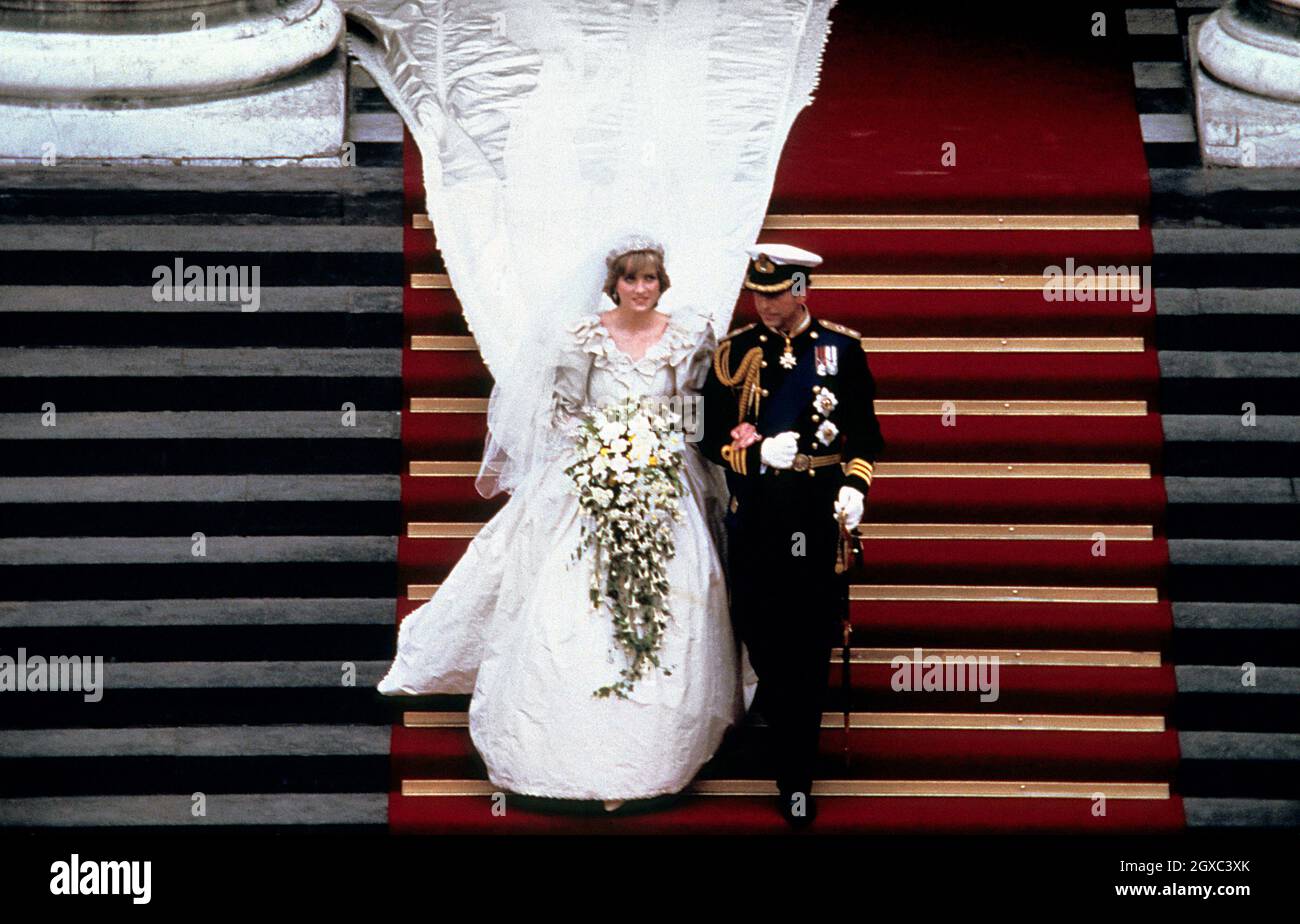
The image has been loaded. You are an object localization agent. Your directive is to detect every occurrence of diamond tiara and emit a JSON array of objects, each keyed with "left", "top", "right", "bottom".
[{"left": 605, "top": 233, "right": 666, "bottom": 267}]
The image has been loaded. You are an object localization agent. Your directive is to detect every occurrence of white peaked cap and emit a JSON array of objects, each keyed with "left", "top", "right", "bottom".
[{"left": 745, "top": 243, "right": 823, "bottom": 267}]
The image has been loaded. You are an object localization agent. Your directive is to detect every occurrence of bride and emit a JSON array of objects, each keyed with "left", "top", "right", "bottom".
[
  {"left": 378, "top": 236, "right": 746, "bottom": 804},
  {"left": 348, "top": 0, "right": 836, "bottom": 807}
]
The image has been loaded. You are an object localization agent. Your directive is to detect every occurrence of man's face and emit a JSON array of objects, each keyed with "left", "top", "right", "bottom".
[{"left": 752, "top": 285, "right": 806, "bottom": 333}]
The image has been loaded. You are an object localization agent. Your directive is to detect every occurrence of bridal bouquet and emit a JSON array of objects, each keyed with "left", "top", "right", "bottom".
[{"left": 565, "top": 397, "right": 688, "bottom": 699}]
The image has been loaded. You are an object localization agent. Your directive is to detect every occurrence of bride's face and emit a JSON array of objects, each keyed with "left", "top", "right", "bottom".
[{"left": 615, "top": 264, "right": 661, "bottom": 312}]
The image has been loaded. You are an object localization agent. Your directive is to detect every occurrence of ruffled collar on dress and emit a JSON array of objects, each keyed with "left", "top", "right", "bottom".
[{"left": 568, "top": 309, "right": 705, "bottom": 375}]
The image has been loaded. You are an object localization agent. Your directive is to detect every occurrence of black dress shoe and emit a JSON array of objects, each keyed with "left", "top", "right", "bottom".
[{"left": 777, "top": 789, "right": 817, "bottom": 829}]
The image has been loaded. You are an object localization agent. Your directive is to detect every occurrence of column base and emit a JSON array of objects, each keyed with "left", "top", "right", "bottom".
[
  {"left": 1192, "top": 15, "right": 1300, "bottom": 167},
  {"left": 0, "top": 47, "right": 347, "bottom": 166}
]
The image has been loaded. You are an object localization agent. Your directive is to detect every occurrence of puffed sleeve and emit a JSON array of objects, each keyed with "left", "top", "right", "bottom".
[
  {"left": 549, "top": 316, "right": 597, "bottom": 434},
  {"left": 677, "top": 323, "right": 718, "bottom": 395},
  {"left": 666, "top": 311, "right": 720, "bottom": 452}
]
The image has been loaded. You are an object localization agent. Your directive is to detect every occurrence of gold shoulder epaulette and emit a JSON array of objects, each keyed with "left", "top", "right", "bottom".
[
  {"left": 819, "top": 319, "right": 862, "bottom": 339},
  {"left": 721, "top": 322, "right": 757, "bottom": 340}
]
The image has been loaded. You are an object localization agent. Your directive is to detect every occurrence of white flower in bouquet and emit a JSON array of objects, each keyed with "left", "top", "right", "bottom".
[{"left": 563, "top": 395, "right": 688, "bottom": 699}]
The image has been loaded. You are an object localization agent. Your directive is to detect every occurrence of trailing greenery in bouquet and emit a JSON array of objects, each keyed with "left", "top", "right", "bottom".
[{"left": 564, "top": 396, "right": 689, "bottom": 699}]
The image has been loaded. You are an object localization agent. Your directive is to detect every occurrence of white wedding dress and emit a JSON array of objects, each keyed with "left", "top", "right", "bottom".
[
  {"left": 379, "top": 308, "right": 745, "bottom": 799},
  {"left": 348, "top": 0, "right": 836, "bottom": 800}
]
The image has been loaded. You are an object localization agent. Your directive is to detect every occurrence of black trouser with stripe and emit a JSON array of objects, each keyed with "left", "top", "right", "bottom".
[{"left": 726, "top": 467, "right": 848, "bottom": 797}]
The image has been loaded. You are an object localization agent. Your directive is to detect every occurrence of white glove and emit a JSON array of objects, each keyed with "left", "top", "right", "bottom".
[
  {"left": 759, "top": 431, "right": 799, "bottom": 470},
  {"left": 834, "top": 486, "right": 865, "bottom": 532}
]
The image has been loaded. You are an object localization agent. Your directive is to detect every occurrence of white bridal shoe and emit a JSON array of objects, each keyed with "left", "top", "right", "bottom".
[{"left": 603, "top": 800, "right": 625, "bottom": 813}]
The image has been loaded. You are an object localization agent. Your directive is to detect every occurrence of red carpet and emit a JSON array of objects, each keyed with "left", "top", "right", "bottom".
[{"left": 389, "top": 4, "right": 1183, "bottom": 834}]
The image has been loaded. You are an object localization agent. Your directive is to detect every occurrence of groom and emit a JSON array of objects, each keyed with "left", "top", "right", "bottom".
[{"left": 700, "top": 243, "right": 884, "bottom": 828}]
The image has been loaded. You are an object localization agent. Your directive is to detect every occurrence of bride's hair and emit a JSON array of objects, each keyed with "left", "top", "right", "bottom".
[{"left": 603, "top": 250, "right": 672, "bottom": 304}]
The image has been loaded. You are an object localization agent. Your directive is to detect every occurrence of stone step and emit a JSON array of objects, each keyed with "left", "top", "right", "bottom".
[
  {"left": 1165, "top": 477, "right": 1298, "bottom": 504},
  {"left": 1172, "top": 604, "right": 1300, "bottom": 666},
  {"left": 0, "top": 475, "right": 399, "bottom": 504},
  {"left": 0, "top": 536, "right": 397, "bottom": 565},
  {"left": 0, "top": 724, "right": 388, "bottom": 757},
  {"left": 0, "top": 410, "right": 400, "bottom": 440},
  {"left": 0, "top": 348, "right": 400, "bottom": 377},
  {"left": 1173, "top": 667, "right": 1300, "bottom": 732},
  {"left": 1155, "top": 316, "right": 1300, "bottom": 352},
  {"left": 1151, "top": 168, "right": 1300, "bottom": 224},
  {"left": 0, "top": 166, "right": 403, "bottom": 223},
  {"left": 0, "top": 597, "right": 395, "bottom": 627},
  {"left": 1161, "top": 414, "right": 1300, "bottom": 442},
  {"left": 0, "top": 225, "right": 401, "bottom": 251},
  {"left": 1, "top": 440, "right": 399, "bottom": 477},
  {"left": 1156, "top": 288, "right": 1300, "bottom": 315},
  {"left": 0, "top": 793, "right": 386, "bottom": 828},
  {"left": 0, "top": 286, "right": 402, "bottom": 313},
  {"left": 1183, "top": 798, "right": 1300, "bottom": 828}
]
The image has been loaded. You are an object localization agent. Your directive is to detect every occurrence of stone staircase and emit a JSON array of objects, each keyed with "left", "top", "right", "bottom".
[
  {"left": 1153, "top": 173, "right": 1300, "bottom": 828},
  {"left": 0, "top": 61, "right": 404, "bottom": 831},
  {"left": 1126, "top": 0, "right": 1300, "bottom": 828}
]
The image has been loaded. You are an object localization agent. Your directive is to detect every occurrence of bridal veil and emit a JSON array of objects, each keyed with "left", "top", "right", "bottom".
[{"left": 345, "top": 0, "right": 836, "bottom": 495}]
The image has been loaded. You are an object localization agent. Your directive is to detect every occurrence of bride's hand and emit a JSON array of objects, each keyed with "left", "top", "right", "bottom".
[{"left": 730, "top": 422, "right": 760, "bottom": 449}]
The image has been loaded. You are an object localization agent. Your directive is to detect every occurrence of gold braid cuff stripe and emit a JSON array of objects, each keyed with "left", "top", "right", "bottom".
[
  {"left": 721, "top": 444, "right": 748, "bottom": 475},
  {"left": 846, "top": 458, "right": 875, "bottom": 484}
]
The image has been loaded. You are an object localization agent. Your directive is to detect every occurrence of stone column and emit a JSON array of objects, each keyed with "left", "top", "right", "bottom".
[
  {"left": 0, "top": 0, "right": 347, "bottom": 164},
  {"left": 1193, "top": 0, "right": 1300, "bottom": 166}
]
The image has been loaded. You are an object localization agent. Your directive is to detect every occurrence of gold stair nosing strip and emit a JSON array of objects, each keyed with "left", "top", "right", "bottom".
[
  {"left": 410, "top": 334, "right": 473, "bottom": 349},
  {"left": 401, "top": 779, "right": 1169, "bottom": 799},
  {"left": 856, "top": 337, "right": 1145, "bottom": 352},
  {"left": 410, "top": 334, "right": 1145, "bottom": 353},
  {"left": 856, "top": 524, "right": 1152, "bottom": 540},
  {"left": 403, "top": 711, "right": 1165, "bottom": 732},
  {"left": 761, "top": 214, "right": 1141, "bottom": 231},
  {"left": 847, "top": 647, "right": 1161, "bottom": 667},
  {"left": 823, "top": 712, "right": 1165, "bottom": 731},
  {"left": 412, "top": 274, "right": 1144, "bottom": 293},
  {"left": 816, "top": 275, "right": 1145, "bottom": 292},
  {"left": 690, "top": 780, "right": 1169, "bottom": 798},
  {"left": 416, "top": 213, "right": 1142, "bottom": 232},
  {"left": 411, "top": 398, "right": 489, "bottom": 413},
  {"left": 405, "top": 583, "right": 1160, "bottom": 604},
  {"left": 875, "top": 400, "right": 1148, "bottom": 416},
  {"left": 847, "top": 585, "right": 1159, "bottom": 604},
  {"left": 407, "top": 522, "right": 1153, "bottom": 541},
  {"left": 408, "top": 460, "right": 1152, "bottom": 479},
  {"left": 409, "top": 397, "right": 1149, "bottom": 416}
]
